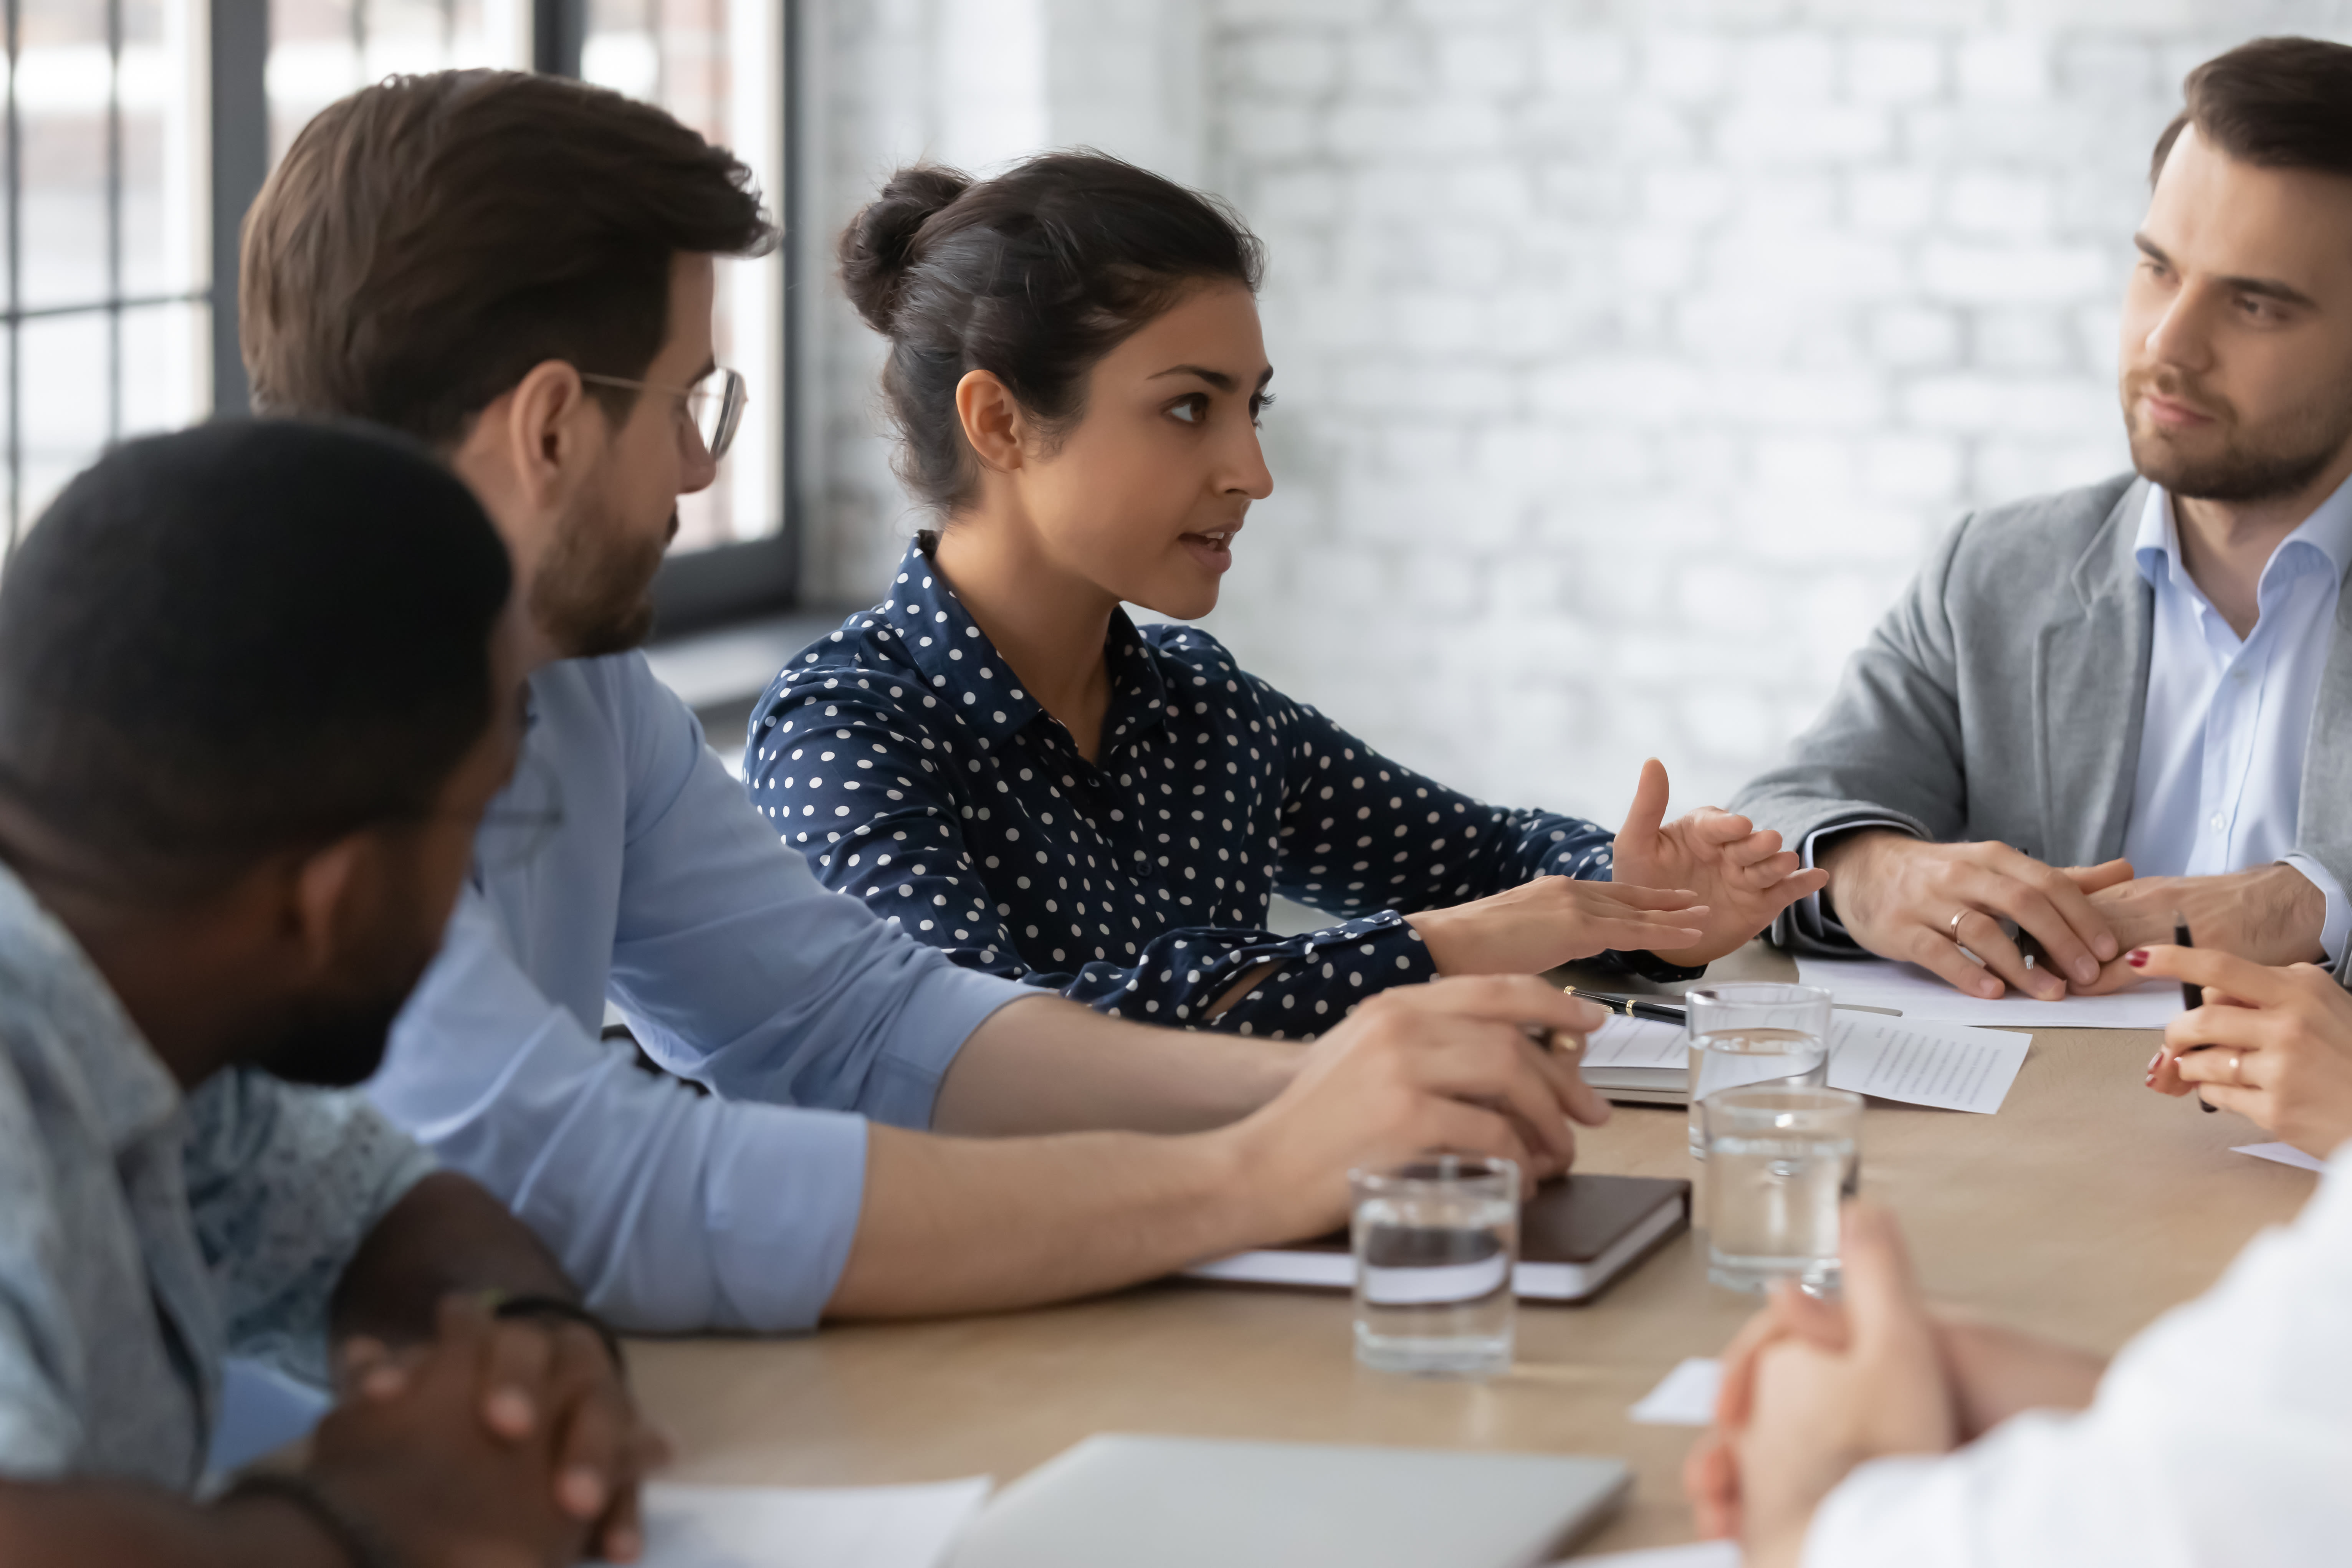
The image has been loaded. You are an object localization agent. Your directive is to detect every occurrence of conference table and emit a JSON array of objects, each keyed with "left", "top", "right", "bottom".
[{"left": 623, "top": 943, "right": 2323, "bottom": 1556}]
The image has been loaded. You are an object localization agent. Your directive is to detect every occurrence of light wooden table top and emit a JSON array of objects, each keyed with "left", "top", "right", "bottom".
[{"left": 625, "top": 948, "right": 2321, "bottom": 1554}]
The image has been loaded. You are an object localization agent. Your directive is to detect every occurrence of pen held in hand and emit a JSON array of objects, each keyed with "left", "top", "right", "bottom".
[{"left": 2175, "top": 912, "right": 2218, "bottom": 1113}]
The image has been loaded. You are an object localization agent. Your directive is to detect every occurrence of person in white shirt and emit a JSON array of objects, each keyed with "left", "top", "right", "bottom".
[
  {"left": 1733, "top": 36, "right": 2352, "bottom": 1002},
  {"left": 1684, "top": 1176, "right": 2352, "bottom": 1567}
]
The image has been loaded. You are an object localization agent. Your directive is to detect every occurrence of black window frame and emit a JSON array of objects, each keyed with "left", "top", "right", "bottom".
[{"left": 10, "top": 0, "right": 799, "bottom": 625}]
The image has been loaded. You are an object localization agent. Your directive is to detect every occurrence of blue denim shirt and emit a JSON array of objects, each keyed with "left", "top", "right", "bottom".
[
  {"left": 0, "top": 865, "right": 433, "bottom": 1490},
  {"left": 744, "top": 538, "right": 1652, "bottom": 1036}
]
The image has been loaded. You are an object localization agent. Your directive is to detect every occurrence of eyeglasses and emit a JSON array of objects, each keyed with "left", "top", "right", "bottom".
[{"left": 579, "top": 366, "right": 748, "bottom": 461}]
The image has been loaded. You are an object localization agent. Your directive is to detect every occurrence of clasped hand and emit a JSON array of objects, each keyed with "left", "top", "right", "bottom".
[
  {"left": 310, "top": 1293, "right": 667, "bottom": 1566},
  {"left": 1684, "top": 1204, "right": 2104, "bottom": 1568},
  {"left": 1820, "top": 832, "right": 2326, "bottom": 1001}
]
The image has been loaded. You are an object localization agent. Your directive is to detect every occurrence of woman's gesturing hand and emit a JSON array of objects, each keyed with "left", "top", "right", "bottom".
[
  {"left": 2138, "top": 944, "right": 2352, "bottom": 1159},
  {"left": 1403, "top": 875, "right": 1707, "bottom": 975},
  {"left": 1609, "top": 759, "right": 1829, "bottom": 965}
]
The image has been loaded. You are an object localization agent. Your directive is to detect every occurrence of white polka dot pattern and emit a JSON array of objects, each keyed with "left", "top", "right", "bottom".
[{"left": 741, "top": 539, "right": 1637, "bottom": 1037}]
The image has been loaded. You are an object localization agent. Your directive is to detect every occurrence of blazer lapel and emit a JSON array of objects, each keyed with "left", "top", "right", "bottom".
[{"left": 2036, "top": 479, "right": 2154, "bottom": 866}]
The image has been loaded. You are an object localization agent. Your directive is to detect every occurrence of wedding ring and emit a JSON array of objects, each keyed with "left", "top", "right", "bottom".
[
  {"left": 2230, "top": 1053, "right": 2244, "bottom": 1084},
  {"left": 1949, "top": 911, "right": 1967, "bottom": 936}
]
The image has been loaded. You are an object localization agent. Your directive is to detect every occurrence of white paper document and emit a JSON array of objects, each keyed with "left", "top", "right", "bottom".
[
  {"left": 1629, "top": 1357, "right": 1721, "bottom": 1426},
  {"left": 1581, "top": 1015, "right": 1686, "bottom": 1069},
  {"left": 2236, "top": 1142, "right": 2329, "bottom": 1174},
  {"left": 1581, "top": 1014, "right": 2028, "bottom": 1114},
  {"left": 619, "top": 1479, "right": 991, "bottom": 1568},
  {"left": 1797, "top": 955, "right": 2178, "bottom": 1029},
  {"left": 1555, "top": 1542, "right": 1741, "bottom": 1568},
  {"left": 1824, "top": 1015, "right": 2031, "bottom": 1114}
]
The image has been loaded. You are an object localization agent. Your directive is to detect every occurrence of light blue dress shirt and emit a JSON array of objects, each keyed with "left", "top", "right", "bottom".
[
  {"left": 2124, "top": 475, "right": 2352, "bottom": 960},
  {"left": 368, "top": 652, "right": 1027, "bottom": 1334}
]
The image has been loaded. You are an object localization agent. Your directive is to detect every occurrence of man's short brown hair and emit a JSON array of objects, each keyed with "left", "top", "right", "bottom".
[
  {"left": 2152, "top": 36, "right": 2352, "bottom": 185},
  {"left": 243, "top": 69, "right": 776, "bottom": 447}
]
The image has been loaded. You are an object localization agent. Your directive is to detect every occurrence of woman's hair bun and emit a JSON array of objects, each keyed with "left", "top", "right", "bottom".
[{"left": 837, "top": 164, "right": 971, "bottom": 334}]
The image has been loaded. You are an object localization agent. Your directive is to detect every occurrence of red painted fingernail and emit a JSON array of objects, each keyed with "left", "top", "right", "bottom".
[{"left": 2126, "top": 949, "right": 2148, "bottom": 968}]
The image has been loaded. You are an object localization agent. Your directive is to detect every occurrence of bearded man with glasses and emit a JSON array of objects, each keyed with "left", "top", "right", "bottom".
[{"left": 239, "top": 69, "right": 1614, "bottom": 1344}]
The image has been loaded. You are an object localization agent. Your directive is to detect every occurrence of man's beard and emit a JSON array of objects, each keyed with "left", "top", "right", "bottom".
[
  {"left": 529, "top": 501, "right": 675, "bottom": 658},
  {"left": 2124, "top": 370, "right": 2352, "bottom": 504},
  {"left": 250, "top": 987, "right": 414, "bottom": 1088}
]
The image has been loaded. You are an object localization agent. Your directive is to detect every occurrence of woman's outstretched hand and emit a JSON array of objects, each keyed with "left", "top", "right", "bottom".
[
  {"left": 1611, "top": 759, "right": 1829, "bottom": 964},
  {"left": 1403, "top": 875, "right": 1708, "bottom": 976}
]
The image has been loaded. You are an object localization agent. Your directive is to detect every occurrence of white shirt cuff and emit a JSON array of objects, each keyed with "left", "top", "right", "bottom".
[
  {"left": 1798, "top": 819, "right": 1920, "bottom": 942},
  {"left": 2279, "top": 853, "right": 2350, "bottom": 964}
]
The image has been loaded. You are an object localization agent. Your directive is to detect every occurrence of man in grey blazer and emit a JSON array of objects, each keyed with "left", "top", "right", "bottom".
[{"left": 1735, "top": 36, "right": 2352, "bottom": 1002}]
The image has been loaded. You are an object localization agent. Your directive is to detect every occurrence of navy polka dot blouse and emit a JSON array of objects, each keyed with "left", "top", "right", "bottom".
[{"left": 743, "top": 538, "right": 1682, "bottom": 1038}]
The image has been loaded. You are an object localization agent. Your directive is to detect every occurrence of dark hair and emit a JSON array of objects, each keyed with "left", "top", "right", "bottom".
[
  {"left": 243, "top": 69, "right": 776, "bottom": 447},
  {"left": 2152, "top": 36, "right": 2352, "bottom": 183},
  {"left": 839, "top": 151, "right": 1265, "bottom": 513},
  {"left": 0, "top": 421, "right": 512, "bottom": 898}
]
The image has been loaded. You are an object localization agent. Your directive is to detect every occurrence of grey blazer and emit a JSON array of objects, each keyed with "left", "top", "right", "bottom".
[{"left": 1732, "top": 473, "right": 2352, "bottom": 984}]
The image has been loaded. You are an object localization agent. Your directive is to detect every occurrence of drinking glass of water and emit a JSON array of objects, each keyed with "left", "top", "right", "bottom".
[
  {"left": 1349, "top": 1155, "right": 1518, "bottom": 1378},
  {"left": 1703, "top": 1085, "right": 1862, "bottom": 1294},
  {"left": 1685, "top": 982, "right": 1832, "bottom": 1159}
]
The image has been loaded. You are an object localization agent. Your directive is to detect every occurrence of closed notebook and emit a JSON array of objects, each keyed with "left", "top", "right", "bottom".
[
  {"left": 1184, "top": 1173, "right": 1690, "bottom": 1303},
  {"left": 944, "top": 1434, "right": 1629, "bottom": 1568}
]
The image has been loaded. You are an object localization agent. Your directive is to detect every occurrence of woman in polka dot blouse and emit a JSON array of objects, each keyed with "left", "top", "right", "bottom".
[{"left": 745, "top": 154, "right": 1826, "bottom": 1037}]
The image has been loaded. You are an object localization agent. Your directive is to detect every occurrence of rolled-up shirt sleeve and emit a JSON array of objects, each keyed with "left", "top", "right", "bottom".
[{"left": 372, "top": 893, "right": 873, "bottom": 1333}]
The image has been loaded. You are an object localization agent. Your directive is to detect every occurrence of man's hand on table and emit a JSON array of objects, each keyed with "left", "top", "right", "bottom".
[
  {"left": 2065, "top": 864, "right": 2328, "bottom": 992},
  {"left": 314, "top": 1293, "right": 666, "bottom": 1565},
  {"left": 1818, "top": 831, "right": 2129, "bottom": 1000},
  {"left": 1226, "top": 976, "right": 1613, "bottom": 1239},
  {"left": 2140, "top": 944, "right": 2352, "bottom": 1156}
]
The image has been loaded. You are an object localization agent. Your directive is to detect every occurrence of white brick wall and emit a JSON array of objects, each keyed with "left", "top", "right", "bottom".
[{"left": 796, "top": 0, "right": 2352, "bottom": 832}]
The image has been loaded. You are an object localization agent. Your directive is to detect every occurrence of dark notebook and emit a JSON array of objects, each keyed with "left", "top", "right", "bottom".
[{"left": 1183, "top": 1173, "right": 1691, "bottom": 1303}]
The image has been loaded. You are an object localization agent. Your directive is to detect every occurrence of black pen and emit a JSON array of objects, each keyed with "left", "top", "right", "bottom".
[
  {"left": 1561, "top": 988, "right": 1689, "bottom": 1025},
  {"left": 2175, "top": 913, "right": 2218, "bottom": 1113}
]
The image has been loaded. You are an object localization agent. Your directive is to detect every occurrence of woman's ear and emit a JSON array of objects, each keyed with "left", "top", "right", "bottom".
[{"left": 954, "top": 369, "right": 1030, "bottom": 475}]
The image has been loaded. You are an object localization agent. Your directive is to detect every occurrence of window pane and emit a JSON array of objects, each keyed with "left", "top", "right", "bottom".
[
  {"left": 119, "top": 0, "right": 205, "bottom": 299},
  {"left": 584, "top": 0, "right": 784, "bottom": 552},
  {"left": 268, "top": 0, "right": 524, "bottom": 165},
  {"left": 14, "top": 311, "right": 110, "bottom": 541},
  {"left": 117, "top": 299, "right": 206, "bottom": 436},
  {"left": 16, "top": 0, "right": 112, "bottom": 313}
]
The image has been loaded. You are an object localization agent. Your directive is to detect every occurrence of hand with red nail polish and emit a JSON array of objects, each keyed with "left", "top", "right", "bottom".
[{"left": 2132, "top": 945, "right": 2352, "bottom": 1158}]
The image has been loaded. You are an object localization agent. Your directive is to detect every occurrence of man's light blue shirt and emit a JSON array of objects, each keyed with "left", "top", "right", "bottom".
[
  {"left": 369, "top": 652, "right": 1027, "bottom": 1333},
  {"left": 2124, "top": 475, "right": 2352, "bottom": 961}
]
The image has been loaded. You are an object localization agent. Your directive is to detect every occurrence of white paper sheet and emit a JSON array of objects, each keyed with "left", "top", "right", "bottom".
[
  {"left": 1582, "top": 1014, "right": 2028, "bottom": 1114},
  {"left": 617, "top": 1479, "right": 992, "bottom": 1568},
  {"left": 1824, "top": 1016, "right": 2031, "bottom": 1114},
  {"left": 1555, "top": 1542, "right": 1741, "bottom": 1567},
  {"left": 2235, "top": 1142, "right": 2329, "bottom": 1173},
  {"left": 1581, "top": 1015, "right": 1686, "bottom": 1068},
  {"left": 1797, "top": 955, "right": 2178, "bottom": 1029},
  {"left": 1629, "top": 1357, "right": 1721, "bottom": 1426}
]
